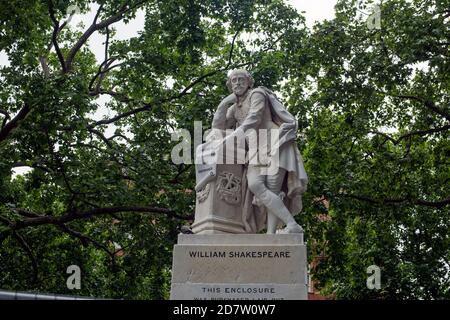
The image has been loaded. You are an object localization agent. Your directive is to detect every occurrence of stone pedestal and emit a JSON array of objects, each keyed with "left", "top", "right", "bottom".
[
  {"left": 170, "top": 234, "right": 308, "bottom": 300},
  {"left": 192, "top": 164, "right": 246, "bottom": 234}
]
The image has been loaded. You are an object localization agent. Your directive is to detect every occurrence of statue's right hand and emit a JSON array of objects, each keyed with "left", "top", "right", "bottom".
[{"left": 220, "top": 93, "right": 237, "bottom": 107}]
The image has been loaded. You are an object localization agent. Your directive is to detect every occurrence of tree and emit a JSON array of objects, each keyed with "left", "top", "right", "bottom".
[
  {"left": 284, "top": 0, "right": 449, "bottom": 299},
  {"left": 1, "top": 0, "right": 448, "bottom": 299},
  {"left": 0, "top": 0, "right": 307, "bottom": 298}
]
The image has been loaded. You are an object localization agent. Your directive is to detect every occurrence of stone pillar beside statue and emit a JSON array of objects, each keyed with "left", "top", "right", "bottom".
[
  {"left": 191, "top": 129, "right": 247, "bottom": 234},
  {"left": 191, "top": 163, "right": 246, "bottom": 234}
]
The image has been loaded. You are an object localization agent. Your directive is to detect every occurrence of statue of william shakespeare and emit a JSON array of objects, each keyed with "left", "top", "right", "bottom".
[
  {"left": 194, "top": 69, "right": 308, "bottom": 235},
  {"left": 171, "top": 69, "right": 309, "bottom": 300}
]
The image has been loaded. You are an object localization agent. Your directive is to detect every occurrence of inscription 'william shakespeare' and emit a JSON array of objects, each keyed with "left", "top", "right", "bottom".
[{"left": 188, "top": 250, "right": 291, "bottom": 258}]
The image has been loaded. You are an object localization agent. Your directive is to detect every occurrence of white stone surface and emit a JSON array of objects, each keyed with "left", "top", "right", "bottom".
[
  {"left": 192, "top": 164, "right": 246, "bottom": 234},
  {"left": 170, "top": 234, "right": 308, "bottom": 300},
  {"left": 177, "top": 233, "right": 304, "bottom": 245},
  {"left": 171, "top": 283, "right": 307, "bottom": 300},
  {"left": 171, "top": 245, "right": 306, "bottom": 283},
  {"left": 193, "top": 69, "right": 308, "bottom": 235}
]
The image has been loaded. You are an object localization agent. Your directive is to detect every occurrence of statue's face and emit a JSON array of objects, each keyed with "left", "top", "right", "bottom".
[{"left": 230, "top": 73, "right": 249, "bottom": 96}]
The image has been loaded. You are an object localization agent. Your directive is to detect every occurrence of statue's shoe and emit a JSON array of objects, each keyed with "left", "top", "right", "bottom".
[{"left": 277, "top": 223, "right": 304, "bottom": 234}]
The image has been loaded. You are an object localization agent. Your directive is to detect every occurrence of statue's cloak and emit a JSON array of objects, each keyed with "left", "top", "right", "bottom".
[{"left": 241, "top": 87, "right": 308, "bottom": 233}]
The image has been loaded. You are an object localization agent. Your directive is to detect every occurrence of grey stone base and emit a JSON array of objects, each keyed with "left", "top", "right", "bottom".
[{"left": 170, "top": 234, "right": 308, "bottom": 300}]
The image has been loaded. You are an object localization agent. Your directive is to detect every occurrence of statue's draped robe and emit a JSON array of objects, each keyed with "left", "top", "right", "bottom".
[{"left": 212, "top": 86, "right": 308, "bottom": 233}]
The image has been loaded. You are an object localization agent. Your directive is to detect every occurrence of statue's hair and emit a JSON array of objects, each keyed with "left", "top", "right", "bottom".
[{"left": 226, "top": 69, "right": 254, "bottom": 92}]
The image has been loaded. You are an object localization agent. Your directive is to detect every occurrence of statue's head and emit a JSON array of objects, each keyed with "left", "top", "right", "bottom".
[{"left": 226, "top": 69, "right": 254, "bottom": 97}]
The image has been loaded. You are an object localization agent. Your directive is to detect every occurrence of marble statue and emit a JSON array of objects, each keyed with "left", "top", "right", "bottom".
[
  {"left": 193, "top": 69, "right": 308, "bottom": 234},
  {"left": 171, "top": 70, "right": 309, "bottom": 300}
]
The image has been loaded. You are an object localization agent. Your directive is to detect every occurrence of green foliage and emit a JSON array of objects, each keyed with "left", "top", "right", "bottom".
[
  {"left": 285, "top": 0, "right": 449, "bottom": 299},
  {"left": 0, "top": 0, "right": 448, "bottom": 299}
]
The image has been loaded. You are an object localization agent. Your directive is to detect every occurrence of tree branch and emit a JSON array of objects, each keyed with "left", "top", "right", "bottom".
[
  {"left": 168, "top": 164, "right": 193, "bottom": 184},
  {"left": 0, "top": 215, "right": 13, "bottom": 227},
  {"left": 87, "top": 30, "right": 245, "bottom": 126},
  {"left": 88, "top": 57, "right": 116, "bottom": 92},
  {"left": 57, "top": 223, "right": 114, "bottom": 260},
  {"left": 91, "top": 101, "right": 152, "bottom": 127},
  {"left": 104, "top": 25, "right": 110, "bottom": 63},
  {"left": 93, "top": 3, "right": 104, "bottom": 25},
  {"left": 0, "top": 103, "right": 31, "bottom": 143},
  {"left": 40, "top": 2, "right": 71, "bottom": 77},
  {"left": 89, "top": 61, "right": 251, "bottom": 127},
  {"left": 378, "top": 91, "right": 450, "bottom": 121},
  {"left": 396, "top": 95, "right": 450, "bottom": 121},
  {"left": 48, "top": 0, "right": 67, "bottom": 73},
  {"left": 5, "top": 211, "right": 117, "bottom": 266},
  {"left": 398, "top": 124, "right": 450, "bottom": 140},
  {"left": 88, "top": 127, "right": 114, "bottom": 149},
  {"left": 0, "top": 108, "right": 10, "bottom": 130},
  {"left": 370, "top": 124, "right": 450, "bottom": 146},
  {"left": 225, "top": 23, "right": 244, "bottom": 69},
  {"left": 39, "top": 56, "right": 51, "bottom": 77},
  {"left": 88, "top": 61, "right": 125, "bottom": 94},
  {"left": 338, "top": 193, "right": 450, "bottom": 208},
  {"left": 10, "top": 206, "right": 192, "bottom": 231},
  {"left": 14, "top": 208, "right": 42, "bottom": 218},
  {"left": 12, "top": 159, "right": 53, "bottom": 174},
  {"left": 12, "top": 231, "right": 38, "bottom": 283},
  {"left": 65, "top": 2, "right": 144, "bottom": 71},
  {"left": 106, "top": 133, "right": 133, "bottom": 143}
]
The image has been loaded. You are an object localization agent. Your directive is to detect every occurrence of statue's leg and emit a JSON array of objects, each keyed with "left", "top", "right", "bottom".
[
  {"left": 247, "top": 166, "right": 302, "bottom": 234},
  {"left": 265, "top": 169, "right": 286, "bottom": 234},
  {"left": 266, "top": 214, "right": 279, "bottom": 234}
]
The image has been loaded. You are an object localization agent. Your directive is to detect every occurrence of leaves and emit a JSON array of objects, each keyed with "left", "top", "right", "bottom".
[
  {"left": 0, "top": 0, "right": 448, "bottom": 299},
  {"left": 288, "top": 0, "right": 450, "bottom": 299}
]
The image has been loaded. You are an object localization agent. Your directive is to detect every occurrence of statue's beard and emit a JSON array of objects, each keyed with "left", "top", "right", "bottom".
[{"left": 233, "top": 86, "right": 247, "bottom": 96}]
